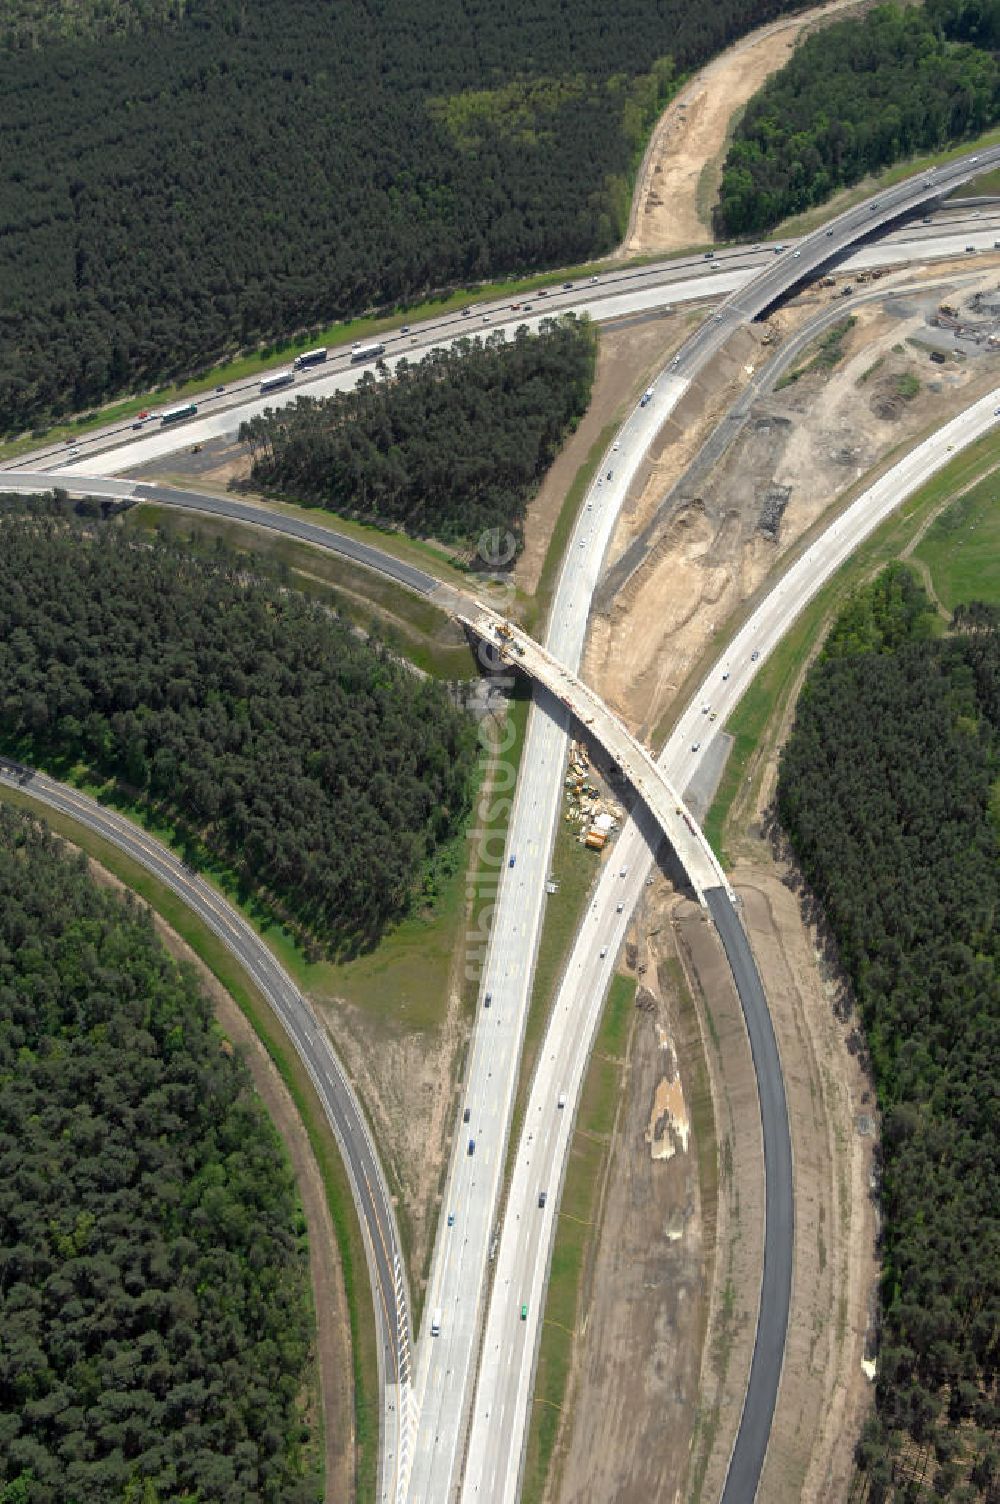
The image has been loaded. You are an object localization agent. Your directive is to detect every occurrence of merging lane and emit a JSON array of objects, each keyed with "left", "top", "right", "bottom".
[
  {"left": 463, "top": 378, "right": 1000, "bottom": 1501},
  {"left": 7, "top": 146, "right": 1000, "bottom": 1504}
]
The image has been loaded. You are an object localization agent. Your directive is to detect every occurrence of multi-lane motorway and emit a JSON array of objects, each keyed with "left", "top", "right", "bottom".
[
  {"left": 407, "top": 142, "right": 1000, "bottom": 1504},
  {"left": 6, "top": 143, "right": 1000, "bottom": 1504},
  {"left": 462, "top": 380, "right": 1000, "bottom": 1503}
]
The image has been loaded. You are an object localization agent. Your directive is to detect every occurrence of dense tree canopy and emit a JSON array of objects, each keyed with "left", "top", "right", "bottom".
[
  {"left": 777, "top": 568, "right": 1000, "bottom": 1499},
  {"left": 0, "top": 514, "right": 476, "bottom": 955},
  {"left": 714, "top": 0, "right": 1000, "bottom": 236},
  {"left": 0, "top": 0, "right": 812, "bottom": 436},
  {"left": 0, "top": 806, "right": 320, "bottom": 1502},
  {"left": 239, "top": 318, "right": 595, "bottom": 555}
]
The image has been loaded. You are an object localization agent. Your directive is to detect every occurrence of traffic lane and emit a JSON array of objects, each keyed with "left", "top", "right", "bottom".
[
  {"left": 707, "top": 890, "right": 792, "bottom": 1504},
  {"left": 463, "top": 808, "right": 666, "bottom": 1503},
  {"left": 132, "top": 483, "right": 439, "bottom": 595},
  {"left": 0, "top": 762, "right": 405, "bottom": 1379},
  {"left": 408, "top": 697, "right": 570, "bottom": 1500},
  {"left": 12, "top": 152, "right": 1000, "bottom": 481}
]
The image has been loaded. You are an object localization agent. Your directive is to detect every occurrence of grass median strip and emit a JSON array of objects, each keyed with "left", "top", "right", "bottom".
[
  {"left": 520, "top": 972, "right": 636, "bottom": 1504},
  {"left": 0, "top": 779, "right": 378, "bottom": 1504}
]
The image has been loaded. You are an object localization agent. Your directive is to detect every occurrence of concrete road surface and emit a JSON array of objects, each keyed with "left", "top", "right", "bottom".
[{"left": 462, "top": 379, "right": 1000, "bottom": 1503}]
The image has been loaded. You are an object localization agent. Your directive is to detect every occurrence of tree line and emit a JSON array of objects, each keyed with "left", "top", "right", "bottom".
[
  {"left": 0, "top": 805, "right": 321, "bottom": 1502},
  {"left": 714, "top": 0, "right": 1000, "bottom": 237},
  {"left": 0, "top": 512, "right": 477, "bottom": 956},
  {"left": 0, "top": 0, "right": 813, "bottom": 437},
  {"left": 776, "top": 566, "right": 999, "bottom": 1500},
  {"left": 239, "top": 319, "right": 595, "bottom": 557}
]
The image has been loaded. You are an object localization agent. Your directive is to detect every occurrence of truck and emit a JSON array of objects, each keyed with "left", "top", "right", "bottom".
[
  {"left": 260, "top": 370, "right": 294, "bottom": 394},
  {"left": 640, "top": 387, "right": 654, "bottom": 407},
  {"left": 293, "top": 347, "right": 328, "bottom": 370},
  {"left": 160, "top": 403, "right": 198, "bottom": 426},
  {"left": 350, "top": 342, "right": 386, "bottom": 364},
  {"left": 431, "top": 1308, "right": 442, "bottom": 1336}
]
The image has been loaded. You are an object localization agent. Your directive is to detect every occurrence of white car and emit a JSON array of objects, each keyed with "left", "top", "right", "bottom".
[
  {"left": 612, "top": 440, "right": 620, "bottom": 450},
  {"left": 599, "top": 946, "right": 608, "bottom": 958},
  {"left": 691, "top": 741, "right": 701, "bottom": 752}
]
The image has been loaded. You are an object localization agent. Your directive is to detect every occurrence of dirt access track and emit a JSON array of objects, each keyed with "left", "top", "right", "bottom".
[{"left": 620, "top": 0, "right": 869, "bottom": 257}]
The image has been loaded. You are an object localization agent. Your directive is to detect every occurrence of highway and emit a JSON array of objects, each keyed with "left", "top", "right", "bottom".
[
  {"left": 461, "top": 375, "right": 1000, "bottom": 1502},
  {"left": 6, "top": 145, "right": 1000, "bottom": 1504},
  {"left": 3, "top": 181, "right": 1000, "bottom": 484},
  {"left": 0, "top": 758, "right": 415, "bottom": 1503},
  {"left": 410, "top": 142, "right": 1000, "bottom": 1504},
  {"left": 461, "top": 604, "right": 731, "bottom": 900}
]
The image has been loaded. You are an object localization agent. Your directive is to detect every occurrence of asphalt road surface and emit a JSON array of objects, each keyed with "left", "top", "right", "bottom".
[
  {"left": 463, "top": 376, "right": 1000, "bottom": 1502},
  {"left": 0, "top": 759, "right": 414, "bottom": 1502},
  {"left": 7, "top": 147, "right": 1000, "bottom": 1504},
  {"left": 418, "top": 145, "right": 1000, "bottom": 1504},
  {"left": 708, "top": 890, "right": 793, "bottom": 1504},
  {"left": 2, "top": 152, "right": 997, "bottom": 483}
]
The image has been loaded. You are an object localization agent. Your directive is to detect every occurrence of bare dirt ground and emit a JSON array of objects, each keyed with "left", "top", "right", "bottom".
[
  {"left": 80, "top": 855, "right": 353, "bottom": 1504},
  {"left": 316, "top": 978, "right": 468, "bottom": 1308},
  {"left": 590, "top": 260, "right": 1000, "bottom": 738},
  {"left": 517, "top": 311, "right": 694, "bottom": 596},
  {"left": 552, "top": 887, "right": 763, "bottom": 1504},
  {"left": 554, "top": 262, "right": 1000, "bottom": 1502},
  {"left": 552, "top": 841, "right": 879, "bottom": 1504},
  {"left": 620, "top": 0, "right": 869, "bottom": 258}
]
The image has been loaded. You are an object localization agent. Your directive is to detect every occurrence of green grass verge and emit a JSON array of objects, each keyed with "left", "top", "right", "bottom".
[
  {"left": 912, "top": 470, "right": 1000, "bottom": 610},
  {"left": 136, "top": 484, "right": 470, "bottom": 590},
  {"left": 775, "top": 316, "right": 856, "bottom": 389},
  {"left": 124, "top": 504, "right": 477, "bottom": 680},
  {"left": 0, "top": 779, "right": 378, "bottom": 1504},
  {"left": 704, "top": 429, "right": 1000, "bottom": 864},
  {"left": 520, "top": 973, "right": 636, "bottom": 1504},
  {"left": 949, "top": 164, "right": 1000, "bottom": 197}
]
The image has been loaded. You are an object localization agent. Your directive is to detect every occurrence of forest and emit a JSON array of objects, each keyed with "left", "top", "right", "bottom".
[
  {"left": 776, "top": 567, "right": 999, "bottom": 1500},
  {"left": 0, "top": 513, "right": 477, "bottom": 956},
  {"left": 239, "top": 318, "right": 595, "bottom": 556},
  {"left": 714, "top": 0, "right": 1000, "bottom": 236},
  {"left": 0, "top": 0, "right": 813, "bottom": 436},
  {"left": 0, "top": 806, "right": 320, "bottom": 1502}
]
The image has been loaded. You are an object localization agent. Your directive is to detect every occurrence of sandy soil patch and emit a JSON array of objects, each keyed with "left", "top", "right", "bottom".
[
  {"left": 517, "top": 311, "right": 692, "bottom": 597},
  {"left": 735, "top": 865, "right": 879, "bottom": 1503},
  {"left": 552, "top": 885, "right": 763, "bottom": 1504},
  {"left": 620, "top": 0, "right": 870, "bottom": 257},
  {"left": 591, "top": 263, "right": 1000, "bottom": 738},
  {"left": 317, "top": 984, "right": 468, "bottom": 1306},
  {"left": 81, "top": 854, "right": 353, "bottom": 1504}
]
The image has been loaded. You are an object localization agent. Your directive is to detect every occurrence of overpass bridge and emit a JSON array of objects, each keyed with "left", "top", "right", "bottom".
[{"left": 460, "top": 603, "right": 733, "bottom": 905}]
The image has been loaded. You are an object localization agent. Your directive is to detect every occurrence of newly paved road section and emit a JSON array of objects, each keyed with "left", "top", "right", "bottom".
[
  {"left": 465, "top": 378, "right": 1000, "bottom": 1503},
  {"left": 708, "top": 891, "right": 793, "bottom": 1504},
  {"left": 0, "top": 759, "right": 415, "bottom": 1503},
  {"left": 0, "top": 476, "right": 439, "bottom": 598}
]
